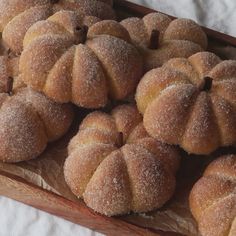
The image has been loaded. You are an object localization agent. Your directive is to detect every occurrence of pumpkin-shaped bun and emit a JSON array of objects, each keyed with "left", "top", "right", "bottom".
[
  {"left": 20, "top": 11, "right": 143, "bottom": 108},
  {"left": 136, "top": 52, "right": 236, "bottom": 155},
  {"left": 121, "top": 13, "right": 207, "bottom": 71},
  {"left": 64, "top": 104, "right": 180, "bottom": 216},
  {"left": 0, "top": 87, "right": 74, "bottom": 162},
  {"left": 190, "top": 155, "right": 236, "bottom": 236},
  {"left": 0, "top": 0, "right": 114, "bottom": 53}
]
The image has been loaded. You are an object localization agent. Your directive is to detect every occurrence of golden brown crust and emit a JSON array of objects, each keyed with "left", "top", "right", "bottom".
[
  {"left": 163, "top": 18, "right": 207, "bottom": 49},
  {"left": 22, "top": 11, "right": 100, "bottom": 47},
  {"left": 136, "top": 51, "right": 236, "bottom": 154},
  {"left": 189, "top": 155, "right": 236, "bottom": 236},
  {"left": 121, "top": 13, "right": 207, "bottom": 71},
  {"left": 14, "top": 88, "right": 75, "bottom": 141},
  {"left": 98, "top": 0, "right": 113, "bottom": 6},
  {"left": 140, "top": 40, "right": 203, "bottom": 71},
  {"left": 0, "top": 87, "right": 74, "bottom": 162},
  {"left": 0, "top": 97, "right": 47, "bottom": 162},
  {"left": 2, "top": 5, "right": 53, "bottom": 54},
  {"left": 0, "top": 0, "right": 51, "bottom": 31},
  {"left": 64, "top": 104, "right": 180, "bottom": 216},
  {"left": 111, "top": 103, "right": 143, "bottom": 141},
  {"left": 0, "top": 0, "right": 115, "bottom": 53},
  {"left": 132, "top": 136, "right": 180, "bottom": 174},
  {"left": 53, "top": 0, "right": 115, "bottom": 20},
  {"left": 65, "top": 143, "right": 116, "bottom": 197},
  {"left": 126, "top": 122, "right": 149, "bottom": 143},
  {"left": 20, "top": 12, "right": 143, "bottom": 108},
  {"left": 83, "top": 150, "right": 132, "bottom": 216},
  {"left": 88, "top": 20, "right": 131, "bottom": 42}
]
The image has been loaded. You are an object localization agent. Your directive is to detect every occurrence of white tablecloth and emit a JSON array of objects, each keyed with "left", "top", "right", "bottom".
[{"left": 1, "top": 1, "right": 235, "bottom": 236}]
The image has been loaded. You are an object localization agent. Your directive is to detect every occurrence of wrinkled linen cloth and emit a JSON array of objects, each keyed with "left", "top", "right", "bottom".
[
  {"left": 131, "top": 0, "right": 236, "bottom": 36},
  {"left": 1, "top": 1, "right": 235, "bottom": 235}
]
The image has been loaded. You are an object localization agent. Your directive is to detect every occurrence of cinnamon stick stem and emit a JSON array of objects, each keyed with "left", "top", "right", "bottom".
[
  {"left": 202, "top": 77, "right": 213, "bottom": 91},
  {"left": 118, "top": 132, "right": 124, "bottom": 148},
  {"left": 149, "top": 30, "right": 160, "bottom": 49},
  {"left": 75, "top": 25, "right": 89, "bottom": 44},
  {"left": 6, "top": 77, "right": 13, "bottom": 95}
]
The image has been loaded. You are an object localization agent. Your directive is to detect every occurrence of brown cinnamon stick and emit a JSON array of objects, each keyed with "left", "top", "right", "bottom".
[
  {"left": 149, "top": 30, "right": 160, "bottom": 49},
  {"left": 6, "top": 77, "right": 13, "bottom": 95},
  {"left": 75, "top": 25, "right": 89, "bottom": 44},
  {"left": 117, "top": 132, "right": 124, "bottom": 148},
  {"left": 202, "top": 77, "right": 213, "bottom": 91}
]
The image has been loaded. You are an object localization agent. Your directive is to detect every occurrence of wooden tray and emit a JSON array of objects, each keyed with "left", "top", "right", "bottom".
[{"left": 0, "top": 1, "right": 236, "bottom": 236}]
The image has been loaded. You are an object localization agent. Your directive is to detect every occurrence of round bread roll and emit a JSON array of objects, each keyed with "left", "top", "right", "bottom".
[
  {"left": 0, "top": 86, "right": 74, "bottom": 162},
  {"left": 64, "top": 104, "right": 181, "bottom": 216},
  {"left": 19, "top": 11, "right": 143, "bottom": 108},
  {"left": 0, "top": 0, "right": 114, "bottom": 53},
  {"left": 121, "top": 13, "right": 207, "bottom": 71},
  {"left": 190, "top": 155, "right": 236, "bottom": 236},
  {"left": 136, "top": 51, "right": 236, "bottom": 155}
]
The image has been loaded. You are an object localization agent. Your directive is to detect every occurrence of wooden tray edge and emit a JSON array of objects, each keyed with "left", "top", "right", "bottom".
[{"left": 0, "top": 170, "right": 175, "bottom": 236}]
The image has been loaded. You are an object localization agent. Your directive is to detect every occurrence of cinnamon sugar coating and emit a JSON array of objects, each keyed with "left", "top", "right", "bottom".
[
  {"left": 20, "top": 11, "right": 143, "bottom": 108},
  {"left": 190, "top": 155, "right": 236, "bottom": 236},
  {"left": 121, "top": 13, "right": 207, "bottom": 71},
  {"left": 64, "top": 104, "right": 180, "bottom": 216},
  {"left": 54, "top": 0, "right": 115, "bottom": 20},
  {"left": 136, "top": 51, "right": 236, "bottom": 155},
  {"left": 0, "top": 87, "right": 74, "bottom": 162},
  {"left": 0, "top": 0, "right": 115, "bottom": 53}
]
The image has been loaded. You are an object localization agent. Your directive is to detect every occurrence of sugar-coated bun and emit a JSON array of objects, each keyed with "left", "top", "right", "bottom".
[
  {"left": 0, "top": 1, "right": 53, "bottom": 54},
  {"left": 87, "top": 20, "right": 131, "bottom": 42},
  {"left": 0, "top": 87, "right": 74, "bottom": 162},
  {"left": 0, "top": 0, "right": 115, "bottom": 53},
  {"left": 95, "top": 0, "right": 113, "bottom": 6},
  {"left": 54, "top": 0, "right": 115, "bottom": 19},
  {"left": 64, "top": 104, "right": 180, "bottom": 216},
  {"left": 20, "top": 11, "right": 143, "bottom": 108},
  {"left": 136, "top": 51, "right": 236, "bottom": 155},
  {"left": 190, "top": 155, "right": 236, "bottom": 236},
  {"left": 121, "top": 13, "right": 207, "bottom": 71}
]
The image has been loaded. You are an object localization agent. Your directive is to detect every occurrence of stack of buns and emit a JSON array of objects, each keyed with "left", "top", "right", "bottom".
[
  {"left": 0, "top": 0, "right": 115, "bottom": 54},
  {"left": 0, "top": 1, "right": 235, "bottom": 234}
]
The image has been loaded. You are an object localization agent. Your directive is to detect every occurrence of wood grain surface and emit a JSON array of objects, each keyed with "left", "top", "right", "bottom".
[{"left": 0, "top": 170, "right": 181, "bottom": 236}]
